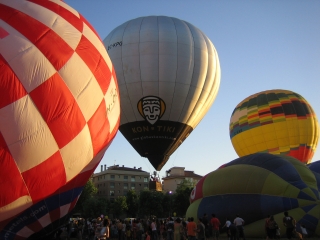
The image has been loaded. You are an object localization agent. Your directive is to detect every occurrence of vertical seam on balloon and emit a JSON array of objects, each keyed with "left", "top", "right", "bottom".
[
  {"left": 189, "top": 31, "right": 210, "bottom": 128},
  {"left": 269, "top": 92, "right": 278, "bottom": 157},
  {"left": 157, "top": 16, "right": 160, "bottom": 98},
  {"left": 169, "top": 17, "right": 178, "bottom": 120},
  {"left": 280, "top": 91, "right": 290, "bottom": 158},
  {"left": 297, "top": 93, "right": 306, "bottom": 163},
  {"left": 292, "top": 92, "right": 302, "bottom": 162},
  {"left": 308, "top": 98, "right": 317, "bottom": 163},
  {"left": 138, "top": 17, "right": 144, "bottom": 120},
  {"left": 121, "top": 20, "right": 133, "bottom": 122},
  {"left": 178, "top": 21, "right": 195, "bottom": 123}
]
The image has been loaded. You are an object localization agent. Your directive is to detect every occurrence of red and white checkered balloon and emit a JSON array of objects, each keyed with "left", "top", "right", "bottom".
[{"left": 0, "top": 0, "right": 120, "bottom": 236}]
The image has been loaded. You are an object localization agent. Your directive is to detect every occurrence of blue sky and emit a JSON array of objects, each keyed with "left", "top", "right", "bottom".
[{"left": 65, "top": 0, "right": 320, "bottom": 178}]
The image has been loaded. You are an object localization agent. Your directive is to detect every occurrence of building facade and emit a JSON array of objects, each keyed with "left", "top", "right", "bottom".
[
  {"left": 92, "top": 164, "right": 150, "bottom": 201},
  {"left": 162, "top": 166, "right": 202, "bottom": 193}
]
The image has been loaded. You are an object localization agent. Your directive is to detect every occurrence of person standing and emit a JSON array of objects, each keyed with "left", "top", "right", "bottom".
[
  {"left": 202, "top": 214, "right": 210, "bottom": 239},
  {"left": 210, "top": 214, "right": 221, "bottom": 240},
  {"left": 266, "top": 215, "right": 278, "bottom": 239},
  {"left": 222, "top": 218, "right": 231, "bottom": 240},
  {"left": 233, "top": 215, "right": 245, "bottom": 240},
  {"left": 197, "top": 218, "right": 206, "bottom": 240},
  {"left": 300, "top": 224, "right": 308, "bottom": 239},
  {"left": 167, "top": 217, "right": 174, "bottom": 240},
  {"left": 99, "top": 218, "right": 110, "bottom": 240},
  {"left": 151, "top": 218, "right": 158, "bottom": 240},
  {"left": 283, "top": 211, "right": 296, "bottom": 240},
  {"left": 122, "top": 220, "right": 127, "bottom": 240},
  {"left": 117, "top": 220, "right": 123, "bottom": 240},
  {"left": 186, "top": 217, "right": 197, "bottom": 240},
  {"left": 173, "top": 218, "right": 182, "bottom": 240},
  {"left": 264, "top": 215, "right": 270, "bottom": 240},
  {"left": 228, "top": 222, "right": 238, "bottom": 240}
]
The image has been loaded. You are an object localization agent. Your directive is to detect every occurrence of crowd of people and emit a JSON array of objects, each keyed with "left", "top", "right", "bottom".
[{"left": 53, "top": 211, "right": 307, "bottom": 240}]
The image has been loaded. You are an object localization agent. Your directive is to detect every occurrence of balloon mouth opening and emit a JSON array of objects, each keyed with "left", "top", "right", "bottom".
[{"left": 147, "top": 155, "right": 170, "bottom": 171}]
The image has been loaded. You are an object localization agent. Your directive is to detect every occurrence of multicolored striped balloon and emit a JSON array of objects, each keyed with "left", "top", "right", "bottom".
[
  {"left": 229, "top": 89, "right": 319, "bottom": 164},
  {"left": 0, "top": 0, "right": 120, "bottom": 239},
  {"left": 187, "top": 153, "right": 320, "bottom": 237}
]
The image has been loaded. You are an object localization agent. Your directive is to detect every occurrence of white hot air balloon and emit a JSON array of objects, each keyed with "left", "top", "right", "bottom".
[{"left": 104, "top": 16, "right": 220, "bottom": 170}]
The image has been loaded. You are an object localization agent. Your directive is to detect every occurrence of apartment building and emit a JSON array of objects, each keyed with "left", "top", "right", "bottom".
[
  {"left": 92, "top": 164, "right": 150, "bottom": 201},
  {"left": 162, "top": 166, "right": 202, "bottom": 193}
]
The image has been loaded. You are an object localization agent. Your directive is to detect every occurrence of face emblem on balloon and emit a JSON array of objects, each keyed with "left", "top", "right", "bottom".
[{"left": 137, "top": 96, "right": 166, "bottom": 125}]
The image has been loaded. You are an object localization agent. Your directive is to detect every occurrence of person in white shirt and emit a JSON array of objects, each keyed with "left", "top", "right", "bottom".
[
  {"left": 233, "top": 215, "right": 245, "bottom": 240},
  {"left": 223, "top": 218, "right": 232, "bottom": 240}
]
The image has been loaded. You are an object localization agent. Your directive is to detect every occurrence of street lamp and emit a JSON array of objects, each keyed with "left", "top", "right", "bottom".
[{"left": 169, "top": 191, "right": 173, "bottom": 217}]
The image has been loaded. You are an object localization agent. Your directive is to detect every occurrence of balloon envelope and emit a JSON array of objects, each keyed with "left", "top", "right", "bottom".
[
  {"left": 307, "top": 160, "right": 320, "bottom": 175},
  {"left": 104, "top": 16, "right": 220, "bottom": 170},
  {"left": 0, "top": 0, "right": 120, "bottom": 239},
  {"left": 187, "top": 153, "right": 320, "bottom": 237},
  {"left": 229, "top": 89, "right": 319, "bottom": 164}
]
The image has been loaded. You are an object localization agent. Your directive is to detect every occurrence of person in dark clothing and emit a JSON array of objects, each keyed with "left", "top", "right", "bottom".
[
  {"left": 283, "top": 211, "right": 296, "bottom": 240},
  {"left": 202, "top": 214, "right": 210, "bottom": 238},
  {"left": 228, "top": 223, "right": 238, "bottom": 240}
]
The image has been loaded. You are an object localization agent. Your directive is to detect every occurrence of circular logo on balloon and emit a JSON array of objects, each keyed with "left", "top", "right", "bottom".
[
  {"left": 190, "top": 186, "right": 196, "bottom": 200},
  {"left": 137, "top": 96, "right": 166, "bottom": 125}
]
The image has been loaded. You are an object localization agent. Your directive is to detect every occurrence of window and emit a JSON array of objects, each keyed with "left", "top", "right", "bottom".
[
  {"left": 144, "top": 177, "right": 148, "bottom": 182},
  {"left": 131, "top": 176, "right": 135, "bottom": 182},
  {"left": 144, "top": 184, "right": 149, "bottom": 189},
  {"left": 110, "top": 182, "right": 115, "bottom": 188},
  {"left": 110, "top": 190, "right": 114, "bottom": 196},
  {"left": 118, "top": 190, "right": 121, "bottom": 193},
  {"left": 124, "top": 175, "right": 128, "bottom": 180},
  {"left": 123, "top": 190, "right": 128, "bottom": 196},
  {"left": 131, "top": 183, "right": 135, "bottom": 190},
  {"left": 110, "top": 175, "right": 115, "bottom": 180},
  {"left": 118, "top": 175, "right": 121, "bottom": 178},
  {"left": 123, "top": 183, "right": 128, "bottom": 189}
]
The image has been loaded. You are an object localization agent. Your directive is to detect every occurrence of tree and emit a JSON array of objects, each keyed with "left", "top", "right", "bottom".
[
  {"left": 81, "top": 197, "right": 110, "bottom": 218},
  {"left": 173, "top": 179, "right": 195, "bottom": 217},
  {"left": 126, "top": 190, "right": 139, "bottom": 217},
  {"left": 139, "top": 190, "right": 164, "bottom": 218},
  {"left": 162, "top": 192, "right": 174, "bottom": 217},
  {"left": 73, "top": 178, "right": 98, "bottom": 214},
  {"left": 113, "top": 196, "right": 128, "bottom": 218},
  {"left": 176, "top": 179, "right": 196, "bottom": 193}
]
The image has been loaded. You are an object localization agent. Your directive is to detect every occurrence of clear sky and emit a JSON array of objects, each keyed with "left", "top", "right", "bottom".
[{"left": 64, "top": 0, "right": 320, "bottom": 178}]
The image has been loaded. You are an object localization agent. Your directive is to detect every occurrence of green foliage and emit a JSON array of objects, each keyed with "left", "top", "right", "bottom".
[
  {"left": 73, "top": 179, "right": 98, "bottom": 214},
  {"left": 173, "top": 188, "right": 192, "bottom": 217},
  {"left": 162, "top": 192, "right": 174, "bottom": 217},
  {"left": 139, "top": 190, "right": 164, "bottom": 218},
  {"left": 126, "top": 190, "right": 139, "bottom": 217},
  {"left": 82, "top": 197, "right": 110, "bottom": 218},
  {"left": 173, "top": 179, "right": 194, "bottom": 217},
  {"left": 74, "top": 178, "right": 193, "bottom": 219},
  {"left": 176, "top": 179, "right": 196, "bottom": 194},
  {"left": 113, "top": 196, "right": 128, "bottom": 218}
]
